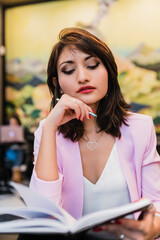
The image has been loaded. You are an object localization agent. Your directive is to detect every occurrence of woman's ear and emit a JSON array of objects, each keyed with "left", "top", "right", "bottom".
[
  {"left": 52, "top": 77, "right": 57, "bottom": 86},
  {"left": 53, "top": 77, "right": 64, "bottom": 94},
  {"left": 60, "top": 88, "right": 64, "bottom": 94}
]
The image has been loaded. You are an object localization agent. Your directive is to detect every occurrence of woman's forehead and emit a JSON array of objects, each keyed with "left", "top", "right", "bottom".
[{"left": 58, "top": 46, "right": 97, "bottom": 63}]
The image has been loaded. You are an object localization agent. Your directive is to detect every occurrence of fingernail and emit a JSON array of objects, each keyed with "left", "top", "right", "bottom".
[
  {"left": 93, "top": 227, "right": 103, "bottom": 232},
  {"left": 114, "top": 220, "right": 122, "bottom": 224},
  {"left": 89, "top": 115, "right": 91, "bottom": 119},
  {"left": 91, "top": 108, "right": 95, "bottom": 113}
]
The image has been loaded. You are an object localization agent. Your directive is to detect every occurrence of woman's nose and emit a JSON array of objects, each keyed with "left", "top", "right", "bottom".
[{"left": 77, "top": 67, "right": 90, "bottom": 83}]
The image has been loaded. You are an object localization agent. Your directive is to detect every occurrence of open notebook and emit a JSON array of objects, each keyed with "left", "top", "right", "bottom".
[{"left": 0, "top": 182, "right": 152, "bottom": 234}]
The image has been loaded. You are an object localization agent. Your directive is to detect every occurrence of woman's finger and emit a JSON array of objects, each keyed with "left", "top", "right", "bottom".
[
  {"left": 101, "top": 206, "right": 156, "bottom": 240},
  {"left": 60, "top": 95, "right": 92, "bottom": 121}
]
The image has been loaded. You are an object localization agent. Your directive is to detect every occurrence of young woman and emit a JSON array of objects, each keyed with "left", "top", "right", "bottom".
[{"left": 29, "top": 27, "right": 160, "bottom": 239}]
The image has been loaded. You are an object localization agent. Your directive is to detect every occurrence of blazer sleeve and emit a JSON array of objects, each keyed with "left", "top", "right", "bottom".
[
  {"left": 141, "top": 118, "right": 160, "bottom": 212},
  {"left": 29, "top": 119, "right": 64, "bottom": 206}
]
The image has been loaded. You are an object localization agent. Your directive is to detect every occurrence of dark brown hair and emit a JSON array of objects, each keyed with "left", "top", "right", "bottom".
[
  {"left": 9, "top": 114, "right": 21, "bottom": 125},
  {"left": 47, "top": 27, "right": 130, "bottom": 141}
]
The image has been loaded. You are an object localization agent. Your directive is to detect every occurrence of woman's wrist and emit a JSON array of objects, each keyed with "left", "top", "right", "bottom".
[{"left": 43, "top": 118, "right": 58, "bottom": 132}]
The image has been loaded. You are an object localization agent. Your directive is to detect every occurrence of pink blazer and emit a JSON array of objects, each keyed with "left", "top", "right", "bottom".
[{"left": 30, "top": 113, "right": 160, "bottom": 219}]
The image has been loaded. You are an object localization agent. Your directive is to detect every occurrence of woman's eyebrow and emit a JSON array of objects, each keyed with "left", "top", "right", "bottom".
[
  {"left": 85, "top": 55, "right": 93, "bottom": 61},
  {"left": 58, "top": 60, "right": 74, "bottom": 69},
  {"left": 58, "top": 55, "right": 95, "bottom": 69}
]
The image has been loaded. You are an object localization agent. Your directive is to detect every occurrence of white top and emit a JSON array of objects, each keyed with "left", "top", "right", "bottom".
[{"left": 83, "top": 143, "right": 131, "bottom": 216}]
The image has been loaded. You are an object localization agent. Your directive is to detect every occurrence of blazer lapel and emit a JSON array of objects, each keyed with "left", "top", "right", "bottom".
[
  {"left": 116, "top": 136, "right": 140, "bottom": 203},
  {"left": 62, "top": 139, "right": 84, "bottom": 219}
]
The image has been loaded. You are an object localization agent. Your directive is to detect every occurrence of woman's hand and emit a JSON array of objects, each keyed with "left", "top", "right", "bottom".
[
  {"left": 45, "top": 94, "right": 93, "bottom": 129},
  {"left": 98, "top": 205, "right": 160, "bottom": 240}
]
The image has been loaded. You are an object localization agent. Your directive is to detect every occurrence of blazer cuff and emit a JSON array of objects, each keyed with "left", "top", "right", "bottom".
[{"left": 29, "top": 168, "right": 64, "bottom": 205}]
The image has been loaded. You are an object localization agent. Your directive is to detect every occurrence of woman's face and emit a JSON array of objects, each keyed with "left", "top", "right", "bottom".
[
  {"left": 56, "top": 47, "right": 108, "bottom": 108},
  {"left": 9, "top": 117, "right": 19, "bottom": 126}
]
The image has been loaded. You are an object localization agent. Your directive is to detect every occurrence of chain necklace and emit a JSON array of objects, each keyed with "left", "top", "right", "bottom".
[{"left": 83, "top": 132, "right": 103, "bottom": 151}]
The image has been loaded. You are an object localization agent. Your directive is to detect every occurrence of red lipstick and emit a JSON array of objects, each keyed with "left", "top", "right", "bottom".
[{"left": 77, "top": 85, "right": 95, "bottom": 93}]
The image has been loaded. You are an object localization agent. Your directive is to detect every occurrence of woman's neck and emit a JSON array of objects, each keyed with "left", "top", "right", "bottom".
[
  {"left": 83, "top": 102, "right": 99, "bottom": 135},
  {"left": 83, "top": 118, "right": 100, "bottom": 136}
]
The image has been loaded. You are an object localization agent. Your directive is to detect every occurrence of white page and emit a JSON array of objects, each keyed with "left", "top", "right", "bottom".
[
  {"left": 0, "top": 227, "right": 68, "bottom": 234},
  {"left": 0, "top": 206, "right": 65, "bottom": 222},
  {"left": 0, "top": 218, "right": 69, "bottom": 234},
  {"left": 71, "top": 198, "right": 151, "bottom": 233},
  {"left": 10, "top": 182, "right": 76, "bottom": 225},
  {"left": 10, "top": 182, "right": 62, "bottom": 215}
]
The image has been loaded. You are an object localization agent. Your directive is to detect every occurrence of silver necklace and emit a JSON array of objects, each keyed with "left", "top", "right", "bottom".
[{"left": 85, "top": 132, "right": 103, "bottom": 151}]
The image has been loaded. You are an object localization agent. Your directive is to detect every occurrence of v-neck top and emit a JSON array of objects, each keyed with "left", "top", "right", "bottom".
[{"left": 82, "top": 143, "right": 131, "bottom": 216}]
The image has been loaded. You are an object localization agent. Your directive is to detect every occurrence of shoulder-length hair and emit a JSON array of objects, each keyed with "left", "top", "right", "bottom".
[{"left": 47, "top": 27, "right": 130, "bottom": 141}]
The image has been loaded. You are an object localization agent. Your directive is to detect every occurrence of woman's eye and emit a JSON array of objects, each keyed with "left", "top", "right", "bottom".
[
  {"left": 62, "top": 69, "right": 75, "bottom": 75},
  {"left": 87, "top": 62, "right": 100, "bottom": 69}
]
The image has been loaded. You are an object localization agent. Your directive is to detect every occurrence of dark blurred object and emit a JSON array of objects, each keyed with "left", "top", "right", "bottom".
[
  {"left": 0, "top": 114, "right": 34, "bottom": 192},
  {"left": 130, "top": 102, "right": 150, "bottom": 112},
  {"left": 23, "top": 127, "right": 34, "bottom": 180},
  {"left": 17, "top": 230, "right": 118, "bottom": 240}
]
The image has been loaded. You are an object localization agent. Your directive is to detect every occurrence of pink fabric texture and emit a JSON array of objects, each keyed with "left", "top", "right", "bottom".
[{"left": 30, "top": 113, "right": 160, "bottom": 219}]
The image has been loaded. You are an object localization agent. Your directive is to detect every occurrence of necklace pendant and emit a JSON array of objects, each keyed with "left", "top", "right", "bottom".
[{"left": 87, "top": 141, "right": 97, "bottom": 151}]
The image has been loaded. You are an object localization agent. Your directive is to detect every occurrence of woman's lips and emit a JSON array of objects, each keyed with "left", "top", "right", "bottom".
[
  {"left": 77, "top": 86, "right": 95, "bottom": 93},
  {"left": 79, "top": 88, "right": 95, "bottom": 93}
]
